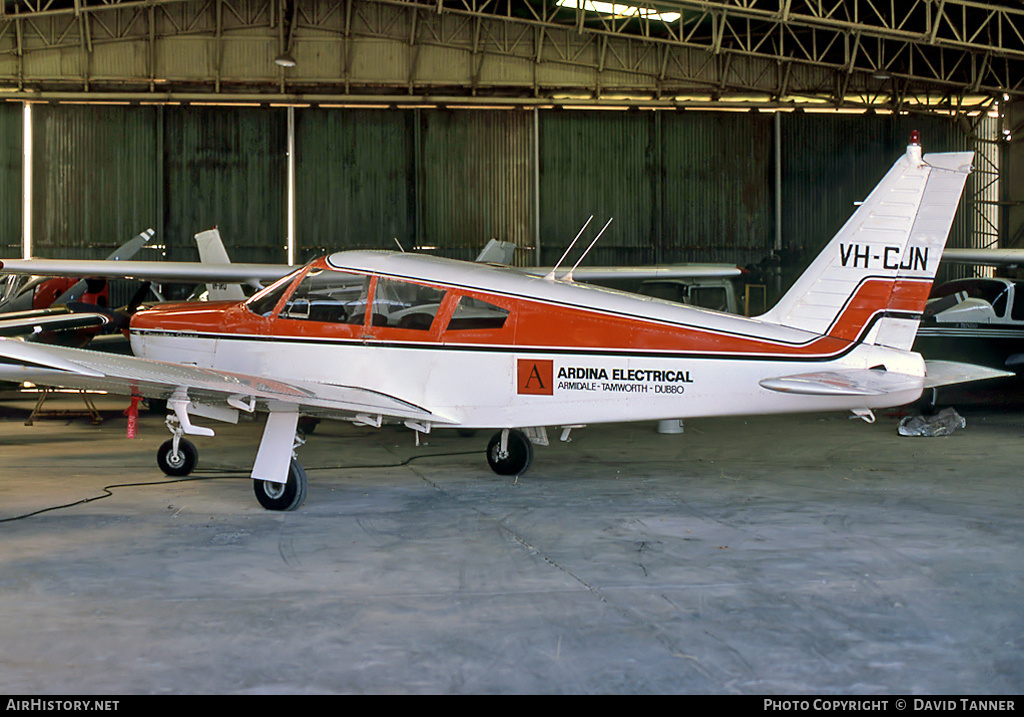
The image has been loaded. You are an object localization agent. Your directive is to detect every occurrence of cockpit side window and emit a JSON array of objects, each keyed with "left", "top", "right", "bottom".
[
  {"left": 371, "top": 277, "right": 447, "bottom": 330},
  {"left": 279, "top": 269, "right": 371, "bottom": 325},
  {"left": 446, "top": 295, "right": 510, "bottom": 331}
]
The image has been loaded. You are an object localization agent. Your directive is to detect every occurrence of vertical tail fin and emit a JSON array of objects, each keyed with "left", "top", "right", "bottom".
[
  {"left": 195, "top": 227, "right": 247, "bottom": 301},
  {"left": 761, "top": 137, "right": 973, "bottom": 351}
]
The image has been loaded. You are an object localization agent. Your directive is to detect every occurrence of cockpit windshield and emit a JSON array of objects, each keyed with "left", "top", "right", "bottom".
[
  {"left": 245, "top": 268, "right": 305, "bottom": 317},
  {"left": 279, "top": 269, "right": 370, "bottom": 324}
]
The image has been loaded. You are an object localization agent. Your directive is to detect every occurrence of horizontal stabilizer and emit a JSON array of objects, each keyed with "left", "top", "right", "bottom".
[
  {"left": 762, "top": 361, "right": 1013, "bottom": 397},
  {"left": 760, "top": 368, "right": 922, "bottom": 396},
  {"left": 922, "top": 360, "right": 1013, "bottom": 389}
]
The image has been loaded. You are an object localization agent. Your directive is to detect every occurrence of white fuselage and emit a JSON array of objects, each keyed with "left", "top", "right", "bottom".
[{"left": 130, "top": 286, "right": 925, "bottom": 430}]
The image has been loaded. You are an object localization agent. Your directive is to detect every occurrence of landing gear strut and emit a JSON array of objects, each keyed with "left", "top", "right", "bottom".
[
  {"left": 156, "top": 398, "right": 213, "bottom": 477},
  {"left": 486, "top": 428, "right": 533, "bottom": 476}
]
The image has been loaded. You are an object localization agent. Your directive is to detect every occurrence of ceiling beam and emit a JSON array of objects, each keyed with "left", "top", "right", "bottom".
[{"left": 0, "top": 0, "right": 1017, "bottom": 111}]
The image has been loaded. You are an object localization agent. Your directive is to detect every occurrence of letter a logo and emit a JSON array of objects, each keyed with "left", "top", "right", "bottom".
[{"left": 517, "top": 359, "right": 553, "bottom": 395}]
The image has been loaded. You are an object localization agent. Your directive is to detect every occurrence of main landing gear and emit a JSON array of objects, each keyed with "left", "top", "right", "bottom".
[
  {"left": 486, "top": 428, "right": 533, "bottom": 476},
  {"left": 253, "top": 459, "right": 308, "bottom": 512},
  {"left": 155, "top": 404, "right": 309, "bottom": 512}
]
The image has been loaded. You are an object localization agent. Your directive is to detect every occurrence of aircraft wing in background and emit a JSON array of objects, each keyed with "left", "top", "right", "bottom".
[
  {"left": 0, "top": 256, "right": 294, "bottom": 287},
  {"left": 942, "top": 248, "right": 1024, "bottom": 267},
  {"left": 0, "top": 308, "right": 112, "bottom": 338},
  {"left": 475, "top": 238, "right": 743, "bottom": 280},
  {"left": 520, "top": 264, "right": 743, "bottom": 281}
]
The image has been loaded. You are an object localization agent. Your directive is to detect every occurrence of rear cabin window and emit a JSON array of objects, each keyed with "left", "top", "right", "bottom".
[
  {"left": 371, "top": 278, "right": 447, "bottom": 331},
  {"left": 279, "top": 269, "right": 370, "bottom": 325},
  {"left": 446, "top": 296, "right": 510, "bottom": 331}
]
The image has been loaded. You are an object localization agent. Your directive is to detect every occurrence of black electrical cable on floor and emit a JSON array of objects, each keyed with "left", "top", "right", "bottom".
[
  {"left": 0, "top": 475, "right": 212, "bottom": 524},
  {"left": 0, "top": 450, "right": 482, "bottom": 523}
]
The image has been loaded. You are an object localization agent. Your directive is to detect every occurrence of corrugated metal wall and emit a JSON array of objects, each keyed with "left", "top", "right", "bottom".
[
  {"left": 31, "top": 104, "right": 159, "bottom": 260},
  {"left": 420, "top": 109, "right": 534, "bottom": 262},
  {"left": 0, "top": 102, "right": 20, "bottom": 256},
  {"left": 294, "top": 108, "right": 414, "bottom": 262},
  {"left": 536, "top": 110, "right": 775, "bottom": 270},
  {"left": 661, "top": 111, "right": 774, "bottom": 266},
  {"left": 1, "top": 103, "right": 985, "bottom": 305},
  {"left": 537, "top": 110, "right": 655, "bottom": 267},
  {"left": 162, "top": 106, "right": 287, "bottom": 263},
  {"left": 778, "top": 112, "right": 975, "bottom": 288}
]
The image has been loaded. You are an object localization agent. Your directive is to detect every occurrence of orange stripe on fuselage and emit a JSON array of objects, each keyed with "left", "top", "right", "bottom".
[
  {"left": 824, "top": 278, "right": 932, "bottom": 342},
  {"left": 130, "top": 277, "right": 929, "bottom": 360}
]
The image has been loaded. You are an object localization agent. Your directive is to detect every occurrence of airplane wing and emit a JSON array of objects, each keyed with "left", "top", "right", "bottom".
[
  {"left": 52, "top": 229, "right": 156, "bottom": 305},
  {"left": 0, "top": 337, "right": 449, "bottom": 425},
  {"left": 520, "top": 264, "right": 744, "bottom": 281},
  {"left": 942, "top": 248, "right": 1024, "bottom": 266},
  {"left": 759, "top": 361, "right": 1012, "bottom": 396},
  {"left": 0, "top": 258, "right": 293, "bottom": 286},
  {"left": 3, "top": 226, "right": 741, "bottom": 290},
  {"left": 0, "top": 258, "right": 742, "bottom": 285},
  {"left": 0, "top": 309, "right": 111, "bottom": 337}
]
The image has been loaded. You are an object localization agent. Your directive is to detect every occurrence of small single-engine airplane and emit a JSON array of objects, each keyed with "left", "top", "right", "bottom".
[
  {"left": 912, "top": 248, "right": 1024, "bottom": 376},
  {"left": 0, "top": 135, "right": 1005, "bottom": 511},
  {"left": 0, "top": 229, "right": 154, "bottom": 343}
]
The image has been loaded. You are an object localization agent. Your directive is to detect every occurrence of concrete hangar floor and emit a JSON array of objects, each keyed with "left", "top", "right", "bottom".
[{"left": 0, "top": 384, "right": 1021, "bottom": 695}]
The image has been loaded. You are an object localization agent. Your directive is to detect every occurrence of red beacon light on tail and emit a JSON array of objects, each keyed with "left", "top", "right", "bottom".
[{"left": 907, "top": 130, "right": 923, "bottom": 166}]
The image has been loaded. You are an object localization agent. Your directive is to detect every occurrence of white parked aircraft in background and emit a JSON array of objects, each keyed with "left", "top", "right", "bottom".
[{"left": 0, "top": 136, "right": 1004, "bottom": 511}]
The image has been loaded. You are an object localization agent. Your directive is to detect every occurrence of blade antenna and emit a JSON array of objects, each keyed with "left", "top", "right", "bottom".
[
  {"left": 564, "top": 217, "right": 613, "bottom": 283},
  {"left": 544, "top": 215, "right": 593, "bottom": 281}
]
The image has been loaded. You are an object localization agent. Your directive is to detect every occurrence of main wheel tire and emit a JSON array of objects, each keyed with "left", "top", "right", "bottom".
[
  {"left": 253, "top": 458, "right": 308, "bottom": 511},
  {"left": 486, "top": 429, "right": 533, "bottom": 476},
  {"left": 156, "top": 438, "right": 198, "bottom": 477}
]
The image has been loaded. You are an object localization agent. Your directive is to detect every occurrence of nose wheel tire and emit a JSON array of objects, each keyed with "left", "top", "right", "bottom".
[
  {"left": 486, "top": 429, "right": 533, "bottom": 476},
  {"left": 156, "top": 438, "right": 198, "bottom": 477},
  {"left": 253, "top": 459, "right": 308, "bottom": 511}
]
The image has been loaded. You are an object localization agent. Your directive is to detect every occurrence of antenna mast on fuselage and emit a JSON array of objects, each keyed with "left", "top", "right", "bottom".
[{"left": 544, "top": 215, "right": 593, "bottom": 281}]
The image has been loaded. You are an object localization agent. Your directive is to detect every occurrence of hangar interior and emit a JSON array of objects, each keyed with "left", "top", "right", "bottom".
[
  {"left": 1, "top": 0, "right": 1023, "bottom": 696},
  {"left": 1, "top": 0, "right": 1019, "bottom": 297}
]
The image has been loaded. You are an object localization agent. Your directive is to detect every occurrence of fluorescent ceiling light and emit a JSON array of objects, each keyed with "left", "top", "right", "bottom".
[{"left": 556, "top": 1, "right": 681, "bottom": 23}]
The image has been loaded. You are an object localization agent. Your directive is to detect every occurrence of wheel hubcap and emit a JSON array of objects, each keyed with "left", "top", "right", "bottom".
[{"left": 262, "top": 480, "right": 285, "bottom": 499}]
